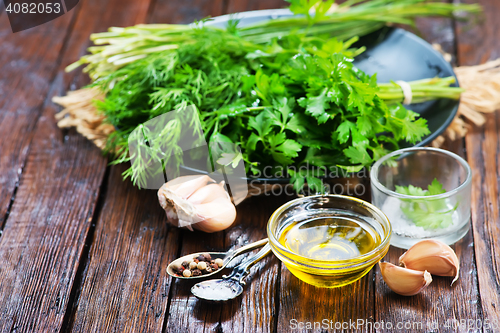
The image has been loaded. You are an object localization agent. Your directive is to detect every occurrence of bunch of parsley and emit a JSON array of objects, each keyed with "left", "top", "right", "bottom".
[{"left": 94, "top": 28, "right": 432, "bottom": 191}]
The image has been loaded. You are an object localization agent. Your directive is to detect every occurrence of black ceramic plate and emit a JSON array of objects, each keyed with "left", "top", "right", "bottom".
[
  {"left": 353, "top": 26, "right": 458, "bottom": 147},
  {"left": 199, "top": 9, "right": 459, "bottom": 182}
]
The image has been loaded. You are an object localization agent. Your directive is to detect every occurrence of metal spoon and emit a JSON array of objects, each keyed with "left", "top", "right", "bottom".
[
  {"left": 191, "top": 243, "right": 271, "bottom": 302},
  {"left": 167, "top": 238, "right": 268, "bottom": 279}
]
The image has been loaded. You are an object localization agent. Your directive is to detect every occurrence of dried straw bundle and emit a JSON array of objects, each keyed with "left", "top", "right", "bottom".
[
  {"left": 430, "top": 44, "right": 500, "bottom": 146},
  {"left": 53, "top": 88, "right": 112, "bottom": 150}
]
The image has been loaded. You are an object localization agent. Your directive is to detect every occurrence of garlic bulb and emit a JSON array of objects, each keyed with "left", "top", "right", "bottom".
[
  {"left": 379, "top": 262, "right": 432, "bottom": 296},
  {"left": 399, "top": 239, "right": 460, "bottom": 285},
  {"left": 158, "top": 175, "right": 237, "bottom": 233}
]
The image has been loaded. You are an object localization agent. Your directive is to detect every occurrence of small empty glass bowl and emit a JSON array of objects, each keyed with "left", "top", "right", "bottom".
[
  {"left": 370, "top": 147, "right": 472, "bottom": 249},
  {"left": 267, "top": 195, "right": 391, "bottom": 288}
]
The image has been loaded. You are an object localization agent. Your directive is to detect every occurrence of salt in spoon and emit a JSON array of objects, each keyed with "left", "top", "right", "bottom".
[{"left": 191, "top": 242, "right": 271, "bottom": 302}]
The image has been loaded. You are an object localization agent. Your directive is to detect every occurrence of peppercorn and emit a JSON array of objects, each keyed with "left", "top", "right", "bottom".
[
  {"left": 171, "top": 262, "right": 182, "bottom": 272},
  {"left": 214, "top": 258, "right": 224, "bottom": 267},
  {"left": 197, "top": 261, "right": 207, "bottom": 271}
]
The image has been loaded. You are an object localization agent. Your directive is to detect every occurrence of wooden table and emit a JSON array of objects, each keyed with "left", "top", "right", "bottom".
[{"left": 1, "top": 0, "right": 499, "bottom": 332}]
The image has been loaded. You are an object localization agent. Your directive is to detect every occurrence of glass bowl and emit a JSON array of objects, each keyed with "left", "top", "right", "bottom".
[
  {"left": 370, "top": 147, "right": 472, "bottom": 249},
  {"left": 266, "top": 195, "right": 391, "bottom": 288}
]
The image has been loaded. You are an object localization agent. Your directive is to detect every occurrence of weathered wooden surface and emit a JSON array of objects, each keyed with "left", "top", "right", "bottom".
[
  {"left": 457, "top": 0, "right": 500, "bottom": 329},
  {"left": 464, "top": 113, "right": 500, "bottom": 332},
  {"left": 455, "top": 0, "right": 500, "bottom": 66},
  {"left": 1, "top": 0, "right": 499, "bottom": 332},
  {"left": 227, "top": 0, "right": 288, "bottom": 13},
  {"left": 0, "top": 101, "right": 106, "bottom": 332},
  {"left": 0, "top": 0, "right": 149, "bottom": 331},
  {"left": 68, "top": 166, "right": 180, "bottom": 332},
  {"left": 0, "top": 6, "right": 108, "bottom": 333},
  {"left": 0, "top": 9, "right": 75, "bottom": 232}
]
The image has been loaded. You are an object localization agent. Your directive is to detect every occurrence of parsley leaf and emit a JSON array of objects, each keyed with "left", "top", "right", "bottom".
[
  {"left": 303, "top": 89, "right": 330, "bottom": 124},
  {"left": 343, "top": 146, "right": 372, "bottom": 165},
  {"left": 395, "top": 178, "right": 458, "bottom": 230},
  {"left": 336, "top": 121, "right": 355, "bottom": 144}
]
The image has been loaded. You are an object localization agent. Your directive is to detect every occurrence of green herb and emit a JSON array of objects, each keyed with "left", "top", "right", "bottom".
[
  {"left": 377, "top": 77, "right": 464, "bottom": 105},
  {"left": 65, "top": 0, "right": 478, "bottom": 191},
  {"left": 395, "top": 179, "right": 458, "bottom": 229},
  {"left": 68, "top": 0, "right": 481, "bottom": 80},
  {"left": 95, "top": 30, "right": 435, "bottom": 190}
]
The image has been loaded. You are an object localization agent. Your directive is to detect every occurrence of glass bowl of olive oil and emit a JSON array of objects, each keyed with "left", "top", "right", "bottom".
[{"left": 267, "top": 195, "right": 391, "bottom": 288}]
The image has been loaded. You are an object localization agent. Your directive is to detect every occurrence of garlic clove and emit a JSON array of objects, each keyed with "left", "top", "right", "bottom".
[
  {"left": 399, "top": 240, "right": 460, "bottom": 285},
  {"left": 379, "top": 262, "right": 432, "bottom": 296},
  {"left": 164, "top": 175, "right": 214, "bottom": 199},
  {"left": 158, "top": 175, "right": 237, "bottom": 233},
  {"left": 187, "top": 182, "right": 229, "bottom": 205},
  {"left": 158, "top": 175, "right": 214, "bottom": 230},
  {"left": 193, "top": 197, "right": 237, "bottom": 233}
]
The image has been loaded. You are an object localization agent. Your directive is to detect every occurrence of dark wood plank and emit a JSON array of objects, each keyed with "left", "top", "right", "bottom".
[
  {"left": 165, "top": 195, "right": 288, "bottom": 333},
  {"left": 163, "top": 228, "right": 225, "bottom": 333},
  {"left": 455, "top": 0, "right": 500, "bottom": 66},
  {"left": 68, "top": 166, "right": 180, "bottom": 332},
  {"left": 455, "top": 0, "right": 500, "bottom": 328},
  {"left": 226, "top": 0, "right": 287, "bottom": 14},
  {"left": 278, "top": 268, "right": 375, "bottom": 333},
  {"left": 0, "top": 5, "right": 109, "bottom": 333},
  {"left": 220, "top": 199, "right": 286, "bottom": 333},
  {"left": 0, "top": 68, "right": 108, "bottom": 331},
  {"left": 0, "top": 0, "right": 155, "bottom": 331},
  {"left": 0, "top": 7, "right": 74, "bottom": 233},
  {"left": 148, "top": 0, "right": 224, "bottom": 24},
  {"left": 464, "top": 114, "right": 500, "bottom": 330}
]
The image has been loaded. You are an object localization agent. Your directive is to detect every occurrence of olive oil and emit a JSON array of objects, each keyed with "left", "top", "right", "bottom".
[{"left": 278, "top": 216, "right": 381, "bottom": 261}]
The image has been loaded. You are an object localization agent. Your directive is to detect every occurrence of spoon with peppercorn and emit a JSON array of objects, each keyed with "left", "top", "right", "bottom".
[
  {"left": 167, "top": 238, "right": 268, "bottom": 279},
  {"left": 191, "top": 242, "right": 272, "bottom": 302}
]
